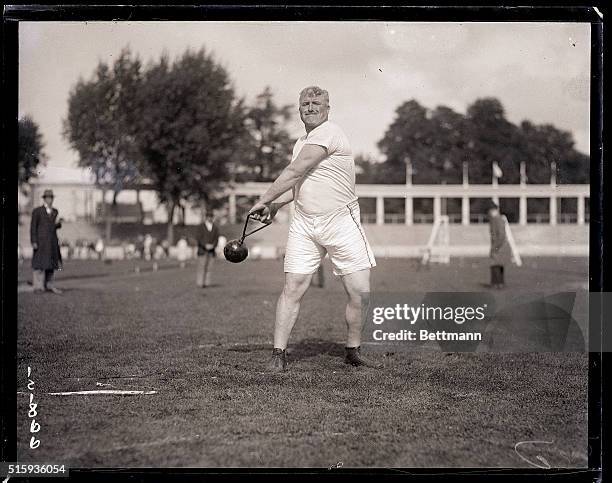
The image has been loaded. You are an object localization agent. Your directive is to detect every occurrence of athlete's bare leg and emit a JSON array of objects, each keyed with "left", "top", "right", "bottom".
[
  {"left": 340, "top": 268, "right": 370, "bottom": 348},
  {"left": 341, "top": 268, "right": 382, "bottom": 368},
  {"left": 273, "top": 272, "right": 314, "bottom": 350}
]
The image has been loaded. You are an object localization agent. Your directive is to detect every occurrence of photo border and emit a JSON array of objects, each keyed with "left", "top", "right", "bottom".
[{"left": 2, "top": 4, "right": 606, "bottom": 482}]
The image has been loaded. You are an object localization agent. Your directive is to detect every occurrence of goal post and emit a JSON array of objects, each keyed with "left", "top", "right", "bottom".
[
  {"left": 419, "top": 215, "right": 521, "bottom": 267},
  {"left": 421, "top": 215, "right": 450, "bottom": 265}
]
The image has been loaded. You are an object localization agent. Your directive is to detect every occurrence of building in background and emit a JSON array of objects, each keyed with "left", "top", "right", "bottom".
[{"left": 19, "top": 163, "right": 590, "bottom": 259}]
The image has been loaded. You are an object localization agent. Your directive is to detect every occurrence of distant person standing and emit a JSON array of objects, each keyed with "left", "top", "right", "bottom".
[
  {"left": 176, "top": 236, "right": 190, "bottom": 268},
  {"left": 135, "top": 235, "right": 145, "bottom": 259},
  {"left": 196, "top": 212, "right": 220, "bottom": 288},
  {"left": 143, "top": 234, "right": 153, "bottom": 261},
  {"left": 95, "top": 238, "right": 105, "bottom": 260},
  {"left": 30, "top": 189, "right": 63, "bottom": 294},
  {"left": 161, "top": 239, "right": 171, "bottom": 258},
  {"left": 487, "top": 201, "right": 512, "bottom": 289},
  {"left": 150, "top": 236, "right": 160, "bottom": 271},
  {"left": 310, "top": 264, "right": 325, "bottom": 288}
]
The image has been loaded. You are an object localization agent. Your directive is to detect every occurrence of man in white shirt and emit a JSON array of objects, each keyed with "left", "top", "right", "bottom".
[{"left": 249, "top": 86, "right": 381, "bottom": 372}]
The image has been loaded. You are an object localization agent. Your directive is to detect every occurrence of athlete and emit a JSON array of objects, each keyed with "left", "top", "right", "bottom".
[{"left": 249, "top": 86, "right": 382, "bottom": 372}]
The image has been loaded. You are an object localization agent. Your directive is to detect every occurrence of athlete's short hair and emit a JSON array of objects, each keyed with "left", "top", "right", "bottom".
[{"left": 299, "top": 86, "right": 329, "bottom": 105}]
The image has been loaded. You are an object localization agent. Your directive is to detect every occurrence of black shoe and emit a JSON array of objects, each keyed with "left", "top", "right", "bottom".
[
  {"left": 268, "top": 348, "right": 288, "bottom": 373},
  {"left": 344, "top": 347, "right": 383, "bottom": 369}
]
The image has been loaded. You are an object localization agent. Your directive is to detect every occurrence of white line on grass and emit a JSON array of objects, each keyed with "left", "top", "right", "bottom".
[{"left": 47, "top": 390, "right": 157, "bottom": 396}]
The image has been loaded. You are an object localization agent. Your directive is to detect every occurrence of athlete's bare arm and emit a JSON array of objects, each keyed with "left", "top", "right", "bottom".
[
  {"left": 261, "top": 191, "right": 294, "bottom": 223},
  {"left": 249, "top": 145, "right": 327, "bottom": 218}
]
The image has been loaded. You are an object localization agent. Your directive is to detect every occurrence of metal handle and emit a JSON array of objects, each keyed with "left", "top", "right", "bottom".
[{"left": 240, "top": 213, "right": 272, "bottom": 243}]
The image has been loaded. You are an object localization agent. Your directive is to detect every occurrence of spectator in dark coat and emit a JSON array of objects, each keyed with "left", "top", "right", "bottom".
[
  {"left": 487, "top": 201, "right": 512, "bottom": 289},
  {"left": 30, "top": 189, "right": 63, "bottom": 293},
  {"left": 196, "top": 212, "right": 220, "bottom": 288}
]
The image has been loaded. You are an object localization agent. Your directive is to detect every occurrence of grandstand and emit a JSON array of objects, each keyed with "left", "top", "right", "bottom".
[{"left": 19, "top": 162, "right": 589, "bottom": 260}]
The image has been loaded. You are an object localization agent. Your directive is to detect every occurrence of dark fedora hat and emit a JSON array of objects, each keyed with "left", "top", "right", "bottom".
[{"left": 42, "top": 189, "right": 55, "bottom": 198}]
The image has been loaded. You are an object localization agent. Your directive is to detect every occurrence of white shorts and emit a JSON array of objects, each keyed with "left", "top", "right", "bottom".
[{"left": 284, "top": 200, "right": 376, "bottom": 276}]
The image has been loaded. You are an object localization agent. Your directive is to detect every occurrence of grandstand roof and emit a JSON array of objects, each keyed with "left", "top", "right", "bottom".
[
  {"left": 31, "top": 166, "right": 153, "bottom": 189},
  {"left": 33, "top": 166, "right": 96, "bottom": 185}
]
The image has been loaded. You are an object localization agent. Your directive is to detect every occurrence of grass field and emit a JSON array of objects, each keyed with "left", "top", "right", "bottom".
[{"left": 16, "top": 256, "right": 589, "bottom": 468}]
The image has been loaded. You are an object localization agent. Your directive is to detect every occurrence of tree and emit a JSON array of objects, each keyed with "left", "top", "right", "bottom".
[
  {"left": 428, "top": 106, "right": 469, "bottom": 184},
  {"left": 558, "top": 149, "right": 589, "bottom": 184},
  {"left": 519, "top": 121, "right": 577, "bottom": 184},
  {"left": 377, "top": 100, "right": 434, "bottom": 183},
  {"left": 134, "top": 48, "right": 246, "bottom": 243},
  {"left": 518, "top": 120, "right": 587, "bottom": 216},
  {"left": 63, "top": 48, "right": 143, "bottom": 242},
  {"left": 18, "top": 116, "right": 46, "bottom": 189},
  {"left": 465, "top": 98, "right": 523, "bottom": 185},
  {"left": 355, "top": 154, "right": 401, "bottom": 184},
  {"left": 377, "top": 96, "right": 588, "bottom": 190},
  {"left": 238, "top": 86, "right": 294, "bottom": 182},
  {"left": 377, "top": 100, "right": 470, "bottom": 184},
  {"left": 374, "top": 95, "right": 589, "bottom": 222}
]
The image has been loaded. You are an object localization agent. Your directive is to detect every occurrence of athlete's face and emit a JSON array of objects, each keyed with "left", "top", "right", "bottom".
[{"left": 299, "top": 94, "right": 329, "bottom": 130}]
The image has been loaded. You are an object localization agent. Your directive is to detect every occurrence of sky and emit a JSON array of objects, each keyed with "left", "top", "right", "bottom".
[{"left": 19, "top": 21, "right": 591, "bottom": 175}]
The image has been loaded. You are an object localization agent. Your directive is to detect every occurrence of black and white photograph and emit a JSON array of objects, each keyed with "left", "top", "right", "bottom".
[{"left": 5, "top": 6, "right": 603, "bottom": 476}]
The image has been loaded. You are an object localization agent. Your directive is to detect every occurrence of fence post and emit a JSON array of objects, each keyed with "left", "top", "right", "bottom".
[
  {"left": 550, "top": 161, "right": 557, "bottom": 226},
  {"left": 433, "top": 196, "right": 441, "bottom": 222},
  {"left": 376, "top": 196, "right": 385, "bottom": 225},
  {"left": 519, "top": 196, "right": 527, "bottom": 226},
  {"left": 462, "top": 196, "right": 470, "bottom": 226},
  {"left": 405, "top": 196, "right": 413, "bottom": 225},
  {"left": 577, "top": 196, "right": 585, "bottom": 225}
]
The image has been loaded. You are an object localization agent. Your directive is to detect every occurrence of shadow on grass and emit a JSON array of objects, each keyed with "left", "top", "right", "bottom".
[
  {"left": 197, "top": 283, "right": 223, "bottom": 289},
  {"left": 225, "top": 338, "right": 344, "bottom": 362},
  {"left": 17, "top": 283, "right": 101, "bottom": 294},
  {"left": 289, "top": 338, "right": 345, "bottom": 361}
]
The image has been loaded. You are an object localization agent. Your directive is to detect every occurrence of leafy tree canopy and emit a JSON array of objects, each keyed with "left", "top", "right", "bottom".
[
  {"left": 371, "top": 97, "right": 587, "bottom": 186},
  {"left": 18, "top": 116, "right": 46, "bottom": 188}
]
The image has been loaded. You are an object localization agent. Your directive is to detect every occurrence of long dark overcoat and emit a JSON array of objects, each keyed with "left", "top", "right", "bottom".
[
  {"left": 196, "top": 222, "right": 220, "bottom": 256},
  {"left": 489, "top": 214, "right": 513, "bottom": 266},
  {"left": 30, "top": 206, "right": 63, "bottom": 270}
]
